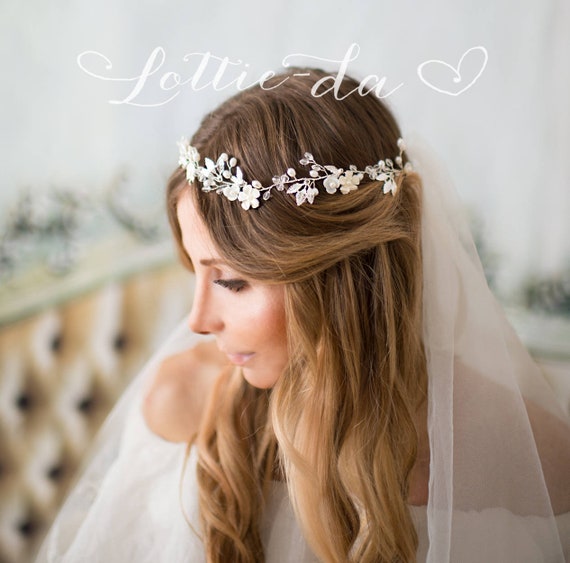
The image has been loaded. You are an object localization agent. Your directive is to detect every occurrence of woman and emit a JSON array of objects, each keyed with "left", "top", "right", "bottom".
[{"left": 38, "top": 68, "right": 570, "bottom": 562}]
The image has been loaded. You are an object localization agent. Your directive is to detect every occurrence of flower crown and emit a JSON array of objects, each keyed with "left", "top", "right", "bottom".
[{"left": 177, "top": 137, "right": 412, "bottom": 210}]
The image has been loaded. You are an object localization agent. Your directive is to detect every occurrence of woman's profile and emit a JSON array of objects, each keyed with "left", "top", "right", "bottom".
[{"left": 37, "top": 68, "right": 570, "bottom": 562}]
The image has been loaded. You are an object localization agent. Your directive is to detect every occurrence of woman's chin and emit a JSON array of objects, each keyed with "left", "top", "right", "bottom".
[{"left": 241, "top": 367, "right": 280, "bottom": 389}]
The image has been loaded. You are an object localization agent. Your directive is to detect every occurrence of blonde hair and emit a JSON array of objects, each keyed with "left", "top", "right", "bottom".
[{"left": 167, "top": 69, "right": 427, "bottom": 562}]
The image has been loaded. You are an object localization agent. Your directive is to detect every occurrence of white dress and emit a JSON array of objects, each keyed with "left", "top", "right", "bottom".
[{"left": 38, "top": 390, "right": 570, "bottom": 562}]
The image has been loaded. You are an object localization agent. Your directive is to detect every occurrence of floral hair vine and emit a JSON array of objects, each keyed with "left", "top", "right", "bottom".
[{"left": 177, "top": 137, "right": 412, "bottom": 210}]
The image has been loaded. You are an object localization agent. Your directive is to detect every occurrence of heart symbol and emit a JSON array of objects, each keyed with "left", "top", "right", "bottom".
[{"left": 417, "top": 46, "right": 488, "bottom": 96}]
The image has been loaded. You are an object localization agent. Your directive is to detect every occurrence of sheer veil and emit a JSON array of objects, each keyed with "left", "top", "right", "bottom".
[
  {"left": 35, "top": 136, "right": 570, "bottom": 562},
  {"left": 413, "top": 134, "right": 569, "bottom": 561}
]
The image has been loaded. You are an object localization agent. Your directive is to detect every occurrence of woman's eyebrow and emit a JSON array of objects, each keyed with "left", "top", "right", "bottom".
[{"left": 199, "top": 258, "right": 225, "bottom": 266}]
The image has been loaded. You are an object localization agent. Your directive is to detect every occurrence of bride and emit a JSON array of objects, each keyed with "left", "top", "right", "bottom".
[{"left": 37, "top": 68, "right": 570, "bottom": 562}]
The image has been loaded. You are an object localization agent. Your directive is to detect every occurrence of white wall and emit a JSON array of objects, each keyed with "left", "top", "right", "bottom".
[{"left": 1, "top": 0, "right": 569, "bottom": 305}]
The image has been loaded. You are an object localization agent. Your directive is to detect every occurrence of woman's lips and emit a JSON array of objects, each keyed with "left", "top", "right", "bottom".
[{"left": 226, "top": 352, "right": 255, "bottom": 366}]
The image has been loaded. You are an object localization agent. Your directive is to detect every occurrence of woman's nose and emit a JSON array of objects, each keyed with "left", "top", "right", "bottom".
[{"left": 187, "top": 284, "right": 223, "bottom": 335}]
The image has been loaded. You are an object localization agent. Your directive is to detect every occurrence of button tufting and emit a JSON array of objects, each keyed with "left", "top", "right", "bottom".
[
  {"left": 50, "top": 333, "right": 63, "bottom": 353},
  {"left": 15, "top": 392, "right": 32, "bottom": 411},
  {"left": 113, "top": 332, "right": 128, "bottom": 352},
  {"left": 47, "top": 464, "right": 64, "bottom": 482},
  {"left": 16, "top": 520, "right": 36, "bottom": 538},
  {"left": 77, "top": 396, "right": 95, "bottom": 414}
]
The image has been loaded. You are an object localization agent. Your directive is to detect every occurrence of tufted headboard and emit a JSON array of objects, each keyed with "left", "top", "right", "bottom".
[{"left": 0, "top": 265, "right": 191, "bottom": 563}]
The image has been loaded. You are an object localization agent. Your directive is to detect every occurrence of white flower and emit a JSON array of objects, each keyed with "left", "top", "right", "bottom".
[
  {"left": 177, "top": 138, "right": 190, "bottom": 164},
  {"left": 222, "top": 184, "right": 240, "bottom": 201},
  {"left": 323, "top": 174, "right": 341, "bottom": 194},
  {"left": 273, "top": 174, "right": 289, "bottom": 190},
  {"left": 238, "top": 185, "right": 260, "bottom": 210},
  {"left": 186, "top": 163, "right": 200, "bottom": 182},
  {"left": 222, "top": 167, "right": 246, "bottom": 199},
  {"left": 338, "top": 171, "right": 363, "bottom": 194},
  {"left": 178, "top": 139, "right": 201, "bottom": 182}
]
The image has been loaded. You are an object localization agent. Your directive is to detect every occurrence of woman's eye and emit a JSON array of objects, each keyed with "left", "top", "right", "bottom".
[{"left": 213, "top": 279, "right": 247, "bottom": 293}]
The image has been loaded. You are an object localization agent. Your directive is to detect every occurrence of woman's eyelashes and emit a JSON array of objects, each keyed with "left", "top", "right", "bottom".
[{"left": 213, "top": 278, "right": 248, "bottom": 292}]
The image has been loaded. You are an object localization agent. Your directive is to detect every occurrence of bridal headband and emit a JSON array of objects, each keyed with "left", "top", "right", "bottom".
[{"left": 177, "top": 137, "right": 412, "bottom": 210}]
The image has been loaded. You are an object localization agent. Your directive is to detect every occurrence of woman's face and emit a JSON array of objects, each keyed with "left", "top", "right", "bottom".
[{"left": 176, "top": 192, "right": 288, "bottom": 389}]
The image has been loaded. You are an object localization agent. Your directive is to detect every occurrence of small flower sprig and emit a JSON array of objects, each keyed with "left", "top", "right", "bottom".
[{"left": 177, "top": 137, "right": 412, "bottom": 210}]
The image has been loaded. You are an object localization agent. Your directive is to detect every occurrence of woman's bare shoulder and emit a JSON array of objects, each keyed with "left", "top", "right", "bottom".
[{"left": 142, "top": 340, "right": 228, "bottom": 443}]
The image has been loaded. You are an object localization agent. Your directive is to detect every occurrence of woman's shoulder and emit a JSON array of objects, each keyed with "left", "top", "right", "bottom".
[{"left": 142, "top": 340, "right": 228, "bottom": 442}]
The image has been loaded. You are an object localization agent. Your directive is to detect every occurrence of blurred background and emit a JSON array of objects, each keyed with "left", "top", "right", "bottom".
[{"left": 1, "top": 0, "right": 569, "bottom": 560}]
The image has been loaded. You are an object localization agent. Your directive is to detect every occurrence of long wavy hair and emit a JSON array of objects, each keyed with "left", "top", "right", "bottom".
[{"left": 166, "top": 68, "right": 427, "bottom": 562}]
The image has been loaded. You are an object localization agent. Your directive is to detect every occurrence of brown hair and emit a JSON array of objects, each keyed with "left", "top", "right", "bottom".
[{"left": 167, "top": 68, "right": 427, "bottom": 562}]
